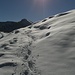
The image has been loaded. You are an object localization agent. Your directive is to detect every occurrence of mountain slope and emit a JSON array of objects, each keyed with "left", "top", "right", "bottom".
[
  {"left": 0, "top": 9, "right": 75, "bottom": 75},
  {"left": 31, "top": 10, "right": 75, "bottom": 75},
  {"left": 0, "top": 19, "right": 32, "bottom": 32}
]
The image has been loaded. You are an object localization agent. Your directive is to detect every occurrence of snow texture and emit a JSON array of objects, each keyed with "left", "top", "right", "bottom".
[{"left": 0, "top": 9, "right": 75, "bottom": 75}]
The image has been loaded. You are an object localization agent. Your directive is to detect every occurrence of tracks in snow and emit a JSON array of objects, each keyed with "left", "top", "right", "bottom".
[{"left": 0, "top": 30, "right": 40, "bottom": 75}]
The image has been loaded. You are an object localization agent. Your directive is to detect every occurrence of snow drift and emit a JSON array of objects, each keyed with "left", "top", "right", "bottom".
[{"left": 0, "top": 9, "right": 75, "bottom": 75}]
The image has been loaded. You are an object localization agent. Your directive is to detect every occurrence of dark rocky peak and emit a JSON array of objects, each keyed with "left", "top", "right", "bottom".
[{"left": 0, "top": 19, "right": 32, "bottom": 33}]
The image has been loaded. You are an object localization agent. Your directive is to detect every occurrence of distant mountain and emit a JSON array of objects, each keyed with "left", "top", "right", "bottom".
[{"left": 0, "top": 19, "right": 32, "bottom": 32}]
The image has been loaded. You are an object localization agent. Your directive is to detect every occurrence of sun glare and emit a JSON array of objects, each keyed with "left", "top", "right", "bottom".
[
  {"left": 33, "top": 0, "right": 48, "bottom": 7},
  {"left": 33, "top": 0, "right": 49, "bottom": 17}
]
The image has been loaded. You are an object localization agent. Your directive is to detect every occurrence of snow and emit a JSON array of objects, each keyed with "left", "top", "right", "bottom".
[{"left": 0, "top": 9, "right": 75, "bottom": 75}]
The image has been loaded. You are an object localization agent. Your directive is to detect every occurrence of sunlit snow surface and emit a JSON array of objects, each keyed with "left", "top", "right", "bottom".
[{"left": 0, "top": 9, "right": 75, "bottom": 75}]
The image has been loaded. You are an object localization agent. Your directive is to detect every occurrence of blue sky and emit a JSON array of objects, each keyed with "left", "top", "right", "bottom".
[{"left": 0, "top": 0, "right": 75, "bottom": 22}]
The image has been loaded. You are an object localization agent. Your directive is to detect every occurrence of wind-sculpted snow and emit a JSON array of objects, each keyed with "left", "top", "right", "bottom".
[
  {"left": 0, "top": 9, "right": 75, "bottom": 75},
  {"left": 0, "top": 29, "right": 40, "bottom": 75}
]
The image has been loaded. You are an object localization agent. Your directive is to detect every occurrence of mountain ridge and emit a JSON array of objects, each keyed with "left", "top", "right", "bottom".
[{"left": 0, "top": 19, "right": 32, "bottom": 32}]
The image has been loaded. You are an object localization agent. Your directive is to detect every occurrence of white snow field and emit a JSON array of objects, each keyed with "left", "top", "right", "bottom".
[{"left": 0, "top": 9, "right": 75, "bottom": 75}]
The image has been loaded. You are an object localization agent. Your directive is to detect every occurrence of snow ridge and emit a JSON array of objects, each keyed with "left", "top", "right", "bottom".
[{"left": 0, "top": 9, "right": 75, "bottom": 75}]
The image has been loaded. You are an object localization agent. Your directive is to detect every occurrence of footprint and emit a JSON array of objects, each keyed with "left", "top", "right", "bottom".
[
  {"left": 46, "top": 32, "right": 50, "bottom": 36},
  {"left": 0, "top": 43, "right": 8, "bottom": 48},
  {"left": 56, "top": 12, "right": 69, "bottom": 17},
  {"left": 0, "top": 53, "right": 4, "bottom": 57},
  {"left": 0, "top": 62, "right": 17, "bottom": 68},
  {"left": 47, "top": 26, "right": 51, "bottom": 29},
  {"left": 28, "top": 49, "right": 31, "bottom": 55},
  {"left": 4, "top": 46, "right": 10, "bottom": 50},
  {"left": 9, "top": 38, "right": 17, "bottom": 44},
  {"left": 34, "top": 26, "right": 40, "bottom": 28},
  {"left": 14, "top": 30, "right": 20, "bottom": 34},
  {"left": 39, "top": 25, "right": 47, "bottom": 30},
  {"left": 49, "top": 16, "right": 54, "bottom": 19},
  {"left": 34, "top": 25, "right": 47, "bottom": 30},
  {"left": 28, "top": 60, "right": 35, "bottom": 69},
  {"left": 21, "top": 70, "right": 29, "bottom": 75},
  {"left": 42, "top": 19, "right": 47, "bottom": 22}
]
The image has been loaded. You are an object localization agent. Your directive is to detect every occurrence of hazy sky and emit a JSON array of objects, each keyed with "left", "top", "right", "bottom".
[{"left": 0, "top": 0, "right": 75, "bottom": 22}]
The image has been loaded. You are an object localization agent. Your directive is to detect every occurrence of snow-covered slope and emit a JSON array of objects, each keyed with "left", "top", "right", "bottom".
[{"left": 0, "top": 9, "right": 75, "bottom": 75}]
